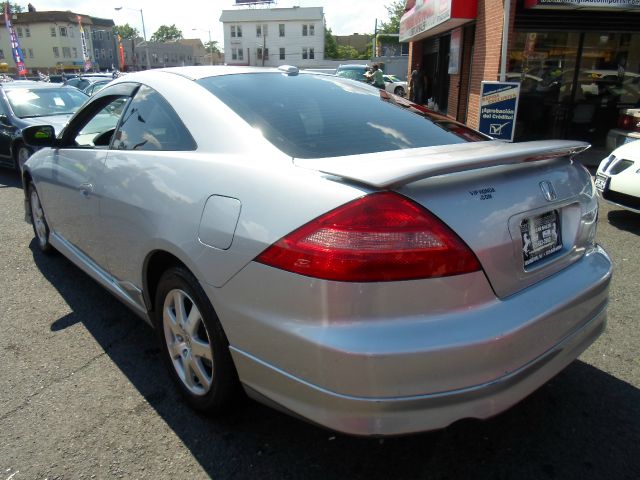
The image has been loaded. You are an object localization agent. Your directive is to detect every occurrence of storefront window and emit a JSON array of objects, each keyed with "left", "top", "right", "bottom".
[{"left": 510, "top": 31, "right": 640, "bottom": 146}]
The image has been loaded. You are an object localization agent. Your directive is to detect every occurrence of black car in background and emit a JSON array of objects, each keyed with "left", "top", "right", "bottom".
[{"left": 0, "top": 81, "right": 88, "bottom": 170}]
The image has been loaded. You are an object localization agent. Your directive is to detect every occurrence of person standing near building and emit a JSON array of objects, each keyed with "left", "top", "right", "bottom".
[{"left": 409, "top": 63, "right": 423, "bottom": 103}]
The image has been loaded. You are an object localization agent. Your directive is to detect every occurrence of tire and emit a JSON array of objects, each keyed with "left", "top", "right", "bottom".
[
  {"left": 15, "top": 144, "right": 33, "bottom": 172},
  {"left": 154, "top": 266, "right": 240, "bottom": 413},
  {"left": 28, "top": 182, "right": 53, "bottom": 254},
  {"left": 394, "top": 86, "right": 406, "bottom": 97}
]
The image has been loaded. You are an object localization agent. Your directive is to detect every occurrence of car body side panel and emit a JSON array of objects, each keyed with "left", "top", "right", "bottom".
[{"left": 99, "top": 150, "right": 366, "bottom": 290}]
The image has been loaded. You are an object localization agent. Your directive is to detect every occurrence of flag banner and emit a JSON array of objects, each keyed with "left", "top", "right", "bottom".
[
  {"left": 77, "top": 16, "right": 92, "bottom": 71},
  {"left": 4, "top": 4, "right": 27, "bottom": 76},
  {"left": 117, "top": 35, "right": 126, "bottom": 70}
]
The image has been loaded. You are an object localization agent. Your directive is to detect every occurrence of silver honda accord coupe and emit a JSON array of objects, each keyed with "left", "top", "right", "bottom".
[{"left": 21, "top": 66, "right": 611, "bottom": 436}]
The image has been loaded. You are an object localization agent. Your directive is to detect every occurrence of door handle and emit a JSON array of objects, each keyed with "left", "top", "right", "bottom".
[{"left": 79, "top": 183, "right": 94, "bottom": 198}]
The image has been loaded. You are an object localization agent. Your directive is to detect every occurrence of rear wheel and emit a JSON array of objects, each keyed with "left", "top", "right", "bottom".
[
  {"left": 28, "top": 182, "right": 53, "bottom": 254},
  {"left": 154, "top": 266, "right": 240, "bottom": 413}
]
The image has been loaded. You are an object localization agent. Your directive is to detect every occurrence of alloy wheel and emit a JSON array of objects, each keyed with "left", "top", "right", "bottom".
[{"left": 162, "top": 288, "right": 214, "bottom": 396}]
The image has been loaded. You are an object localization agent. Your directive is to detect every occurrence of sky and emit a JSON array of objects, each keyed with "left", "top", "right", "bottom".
[{"left": 22, "top": 0, "right": 393, "bottom": 46}]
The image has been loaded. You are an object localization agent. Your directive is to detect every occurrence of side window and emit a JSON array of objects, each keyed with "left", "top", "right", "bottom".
[
  {"left": 74, "top": 97, "right": 129, "bottom": 148},
  {"left": 112, "top": 85, "right": 196, "bottom": 151}
]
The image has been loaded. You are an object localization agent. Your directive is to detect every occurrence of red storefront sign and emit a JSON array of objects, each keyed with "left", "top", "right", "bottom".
[
  {"left": 400, "top": 0, "right": 477, "bottom": 43},
  {"left": 525, "top": 0, "right": 640, "bottom": 9}
]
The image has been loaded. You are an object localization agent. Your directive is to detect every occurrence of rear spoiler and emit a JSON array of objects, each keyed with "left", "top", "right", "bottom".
[{"left": 294, "top": 140, "right": 589, "bottom": 188}]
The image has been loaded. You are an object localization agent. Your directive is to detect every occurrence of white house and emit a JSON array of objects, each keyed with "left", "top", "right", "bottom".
[{"left": 219, "top": 6, "right": 324, "bottom": 68}]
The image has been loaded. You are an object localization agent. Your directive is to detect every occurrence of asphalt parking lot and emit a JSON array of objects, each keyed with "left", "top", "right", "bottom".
[{"left": 0, "top": 168, "right": 638, "bottom": 480}]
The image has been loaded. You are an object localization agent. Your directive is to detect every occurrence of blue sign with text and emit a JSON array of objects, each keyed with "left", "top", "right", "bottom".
[{"left": 479, "top": 82, "right": 521, "bottom": 142}]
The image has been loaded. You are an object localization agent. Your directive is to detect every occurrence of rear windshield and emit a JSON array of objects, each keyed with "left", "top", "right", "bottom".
[{"left": 198, "top": 73, "right": 485, "bottom": 159}]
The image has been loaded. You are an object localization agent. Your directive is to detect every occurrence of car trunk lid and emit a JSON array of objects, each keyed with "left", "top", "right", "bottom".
[{"left": 294, "top": 140, "right": 598, "bottom": 298}]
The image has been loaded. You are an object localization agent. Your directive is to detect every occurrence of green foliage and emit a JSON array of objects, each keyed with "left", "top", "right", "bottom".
[
  {"left": 204, "top": 41, "right": 220, "bottom": 55},
  {"left": 1, "top": 2, "right": 23, "bottom": 13},
  {"left": 113, "top": 24, "right": 139, "bottom": 40},
  {"left": 324, "top": 27, "right": 338, "bottom": 59},
  {"left": 337, "top": 45, "right": 359, "bottom": 60},
  {"left": 378, "top": 0, "right": 405, "bottom": 34},
  {"left": 150, "top": 24, "right": 183, "bottom": 43}
]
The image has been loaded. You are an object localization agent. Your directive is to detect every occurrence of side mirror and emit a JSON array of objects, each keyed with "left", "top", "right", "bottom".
[
  {"left": 22, "top": 125, "right": 58, "bottom": 148},
  {"left": 0, "top": 114, "right": 10, "bottom": 125}
]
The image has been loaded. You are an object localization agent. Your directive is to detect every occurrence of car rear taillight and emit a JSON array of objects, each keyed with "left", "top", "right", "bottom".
[
  {"left": 255, "top": 192, "right": 481, "bottom": 282},
  {"left": 618, "top": 113, "right": 640, "bottom": 132}
]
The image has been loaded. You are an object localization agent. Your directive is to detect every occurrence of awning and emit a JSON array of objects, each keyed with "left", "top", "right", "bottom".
[
  {"left": 524, "top": 0, "right": 640, "bottom": 10},
  {"left": 400, "top": 0, "right": 478, "bottom": 43}
]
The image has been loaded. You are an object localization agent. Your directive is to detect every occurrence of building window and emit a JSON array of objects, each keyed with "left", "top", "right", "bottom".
[
  {"left": 28, "top": 48, "right": 33, "bottom": 58},
  {"left": 72, "top": 47, "right": 77, "bottom": 58},
  {"left": 302, "top": 24, "right": 315, "bottom": 37},
  {"left": 59, "top": 26, "right": 67, "bottom": 37},
  {"left": 50, "top": 27, "right": 56, "bottom": 37},
  {"left": 309, "top": 47, "right": 315, "bottom": 60},
  {"left": 264, "top": 48, "right": 269, "bottom": 60},
  {"left": 231, "top": 25, "right": 242, "bottom": 38},
  {"left": 257, "top": 47, "right": 262, "bottom": 60},
  {"left": 25, "top": 27, "right": 30, "bottom": 37},
  {"left": 16, "top": 27, "right": 22, "bottom": 37},
  {"left": 99, "top": 31, "right": 103, "bottom": 40},
  {"left": 302, "top": 47, "right": 307, "bottom": 60},
  {"left": 279, "top": 24, "right": 285, "bottom": 37},
  {"left": 69, "top": 27, "right": 74, "bottom": 37},
  {"left": 256, "top": 24, "right": 261, "bottom": 37},
  {"left": 101, "top": 49, "right": 106, "bottom": 58},
  {"left": 53, "top": 47, "right": 60, "bottom": 58},
  {"left": 279, "top": 47, "right": 285, "bottom": 60},
  {"left": 94, "top": 48, "right": 100, "bottom": 58},
  {"left": 309, "top": 24, "right": 315, "bottom": 36},
  {"left": 238, "top": 48, "right": 243, "bottom": 60},
  {"left": 62, "top": 47, "right": 71, "bottom": 58},
  {"left": 302, "top": 25, "right": 307, "bottom": 36},
  {"left": 232, "top": 48, "right": 237, "bottom": 60},
  {"left": 0, "top": 50, "right": 5, "bottom": 60}
]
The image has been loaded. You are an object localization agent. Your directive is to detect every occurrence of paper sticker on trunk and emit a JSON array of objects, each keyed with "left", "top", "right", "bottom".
[{"left": 521, "top": 210, "right": 562, "bottom": 267}]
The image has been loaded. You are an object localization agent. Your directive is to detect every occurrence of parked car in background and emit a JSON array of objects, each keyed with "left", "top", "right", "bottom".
[
  {"left": 0, "top": 81, "right": 88, "bottom": 171},
  {"left": 63, "top": 73, "right": 113, "bottom": 92},
  {"left": 383, "top": 74, "right": 407, "bottom": 96},
  {"left": 606, "top": 108, "right": 640, "bottom": 150},
  {"left": 83, "top": 79, "right": 112, "bottom": 96},
  {"left": 595, "top": 139, "right": 640, "bottom": 213},
  {"left": 22, "top": 66, "right": 611, "bottom": 436},
  {"left": 335, "top": 64, "right": 369, "bottom": 82}
]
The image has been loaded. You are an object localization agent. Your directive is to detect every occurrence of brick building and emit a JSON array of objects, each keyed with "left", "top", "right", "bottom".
[{"left": 401, "top": 0, "right": 640, "bottom": 147}]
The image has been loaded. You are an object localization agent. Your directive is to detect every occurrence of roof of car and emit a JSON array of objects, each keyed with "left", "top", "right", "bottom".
[
  {"left": 0, "top": 80, "right": 73, "bottom": 89},
  {"left": 111, "top": 66, "right": 321, "bottom": 83}
]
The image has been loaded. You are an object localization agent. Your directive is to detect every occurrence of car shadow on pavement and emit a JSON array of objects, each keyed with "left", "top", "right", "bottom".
[
  {"left": 0, "top": 169, "right": 22, "bottom": 189},
  {"left": 31, "top": 241, "right": 640, "bottom": 480},
  {"left": 607, "top": 209, "right": 640, "bottom": 235}
]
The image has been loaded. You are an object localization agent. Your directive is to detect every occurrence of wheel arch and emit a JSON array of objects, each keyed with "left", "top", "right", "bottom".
[{"left": 143, "top": 249, "right": 190, "bottom": 314}]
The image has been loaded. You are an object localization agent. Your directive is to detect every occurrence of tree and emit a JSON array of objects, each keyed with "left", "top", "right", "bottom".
[
  {"left": 1, "top": 2, "right": 23, "bottom": 13},
  {"left": 337, "top": 45, "right": 359, "bottom": 60},
  {"left": 204, "top": 40, "right": 220, "bottom": 55},
  {"left": 378, "top": 0, "right": 406, "bottom": 34},
  {"left": 324, "top": 27, "right": 338, "bottom": 59},
  {"left": 113, "top": 24, "right": 139, "bottom": 40},
  {"left": 150, "top": 24, "right": 183, "bottom": 43}
]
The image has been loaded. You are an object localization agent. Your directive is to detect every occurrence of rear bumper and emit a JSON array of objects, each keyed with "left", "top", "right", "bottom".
[
  {"left": 209, "top": 245, "right": 611, "bottom": 436},
  {"left": 231, "top": 304, "right": 606, "bottom": 436}
]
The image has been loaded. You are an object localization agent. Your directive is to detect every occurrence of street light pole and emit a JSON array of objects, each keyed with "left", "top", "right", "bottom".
[
  {"left": 192, "top": 28, "right": 213, "bottom": 65},
  {"left": 115, "top": 6, "right": 150, "bottom": 70}
]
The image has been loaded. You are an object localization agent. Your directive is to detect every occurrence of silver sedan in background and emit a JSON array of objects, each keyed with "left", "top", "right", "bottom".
[{"left": 22, "top": 66, "right": 611, "bottom": 436}]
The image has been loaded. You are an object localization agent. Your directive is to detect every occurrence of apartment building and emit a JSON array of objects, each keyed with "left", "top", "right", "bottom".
[
  {"left": 220, "top": 6, "right": 324, "bottom": 68},
  {"left": 10, "top": 11, "right": 115, "bottom": 73}
]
